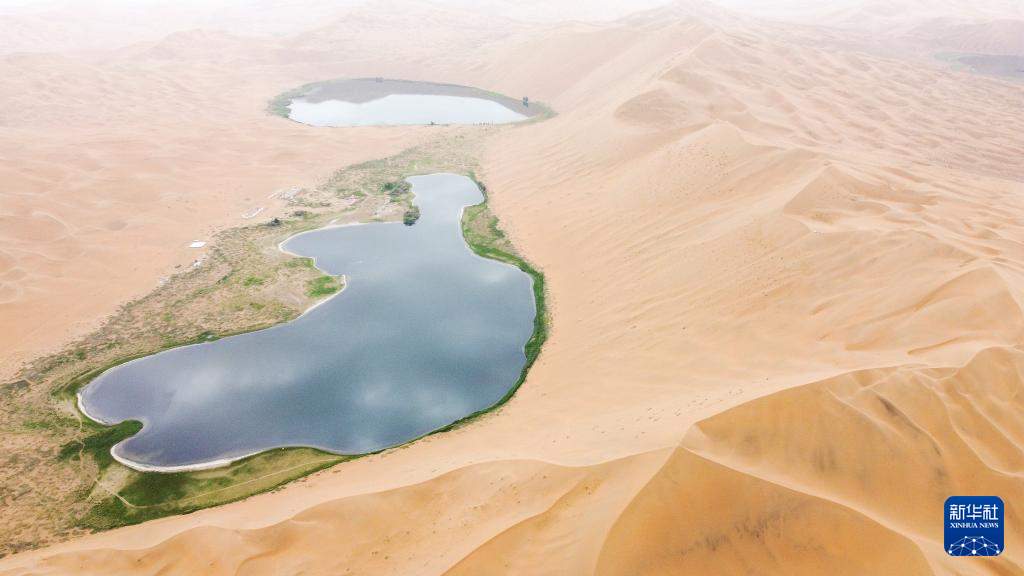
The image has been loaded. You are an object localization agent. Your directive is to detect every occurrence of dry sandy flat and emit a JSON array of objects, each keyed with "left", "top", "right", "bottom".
[{"left": 3, "top": 0, "right": 1024, "bottom": 574}]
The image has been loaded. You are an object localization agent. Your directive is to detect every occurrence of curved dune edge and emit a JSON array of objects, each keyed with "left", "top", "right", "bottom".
[
  {"left": 5, "top": 348, "right": 1024, "bottom": 575},
  {"left": 596, "top": 346, "right": 1024, "bottom": 576}
]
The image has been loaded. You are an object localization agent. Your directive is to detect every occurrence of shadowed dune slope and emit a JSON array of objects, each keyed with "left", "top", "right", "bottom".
[
  {"left": 3, "top": 2, "right": 1024, "bottom": 574},
  {"left": 598, "top": 347, "right": 1024, "bottom": 575}
]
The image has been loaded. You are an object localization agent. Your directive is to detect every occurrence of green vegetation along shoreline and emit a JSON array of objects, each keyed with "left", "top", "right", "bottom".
[
  {"left": 70, "top": 169, "right": 547, "bottom": 533},
  {"left": 0, "top": 133, "right": 548, "bottom": 549}
]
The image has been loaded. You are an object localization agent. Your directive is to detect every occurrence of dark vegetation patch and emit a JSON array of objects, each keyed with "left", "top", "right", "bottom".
[
  {"left": 82, "top": 448, "right": 347, "bottom": 531},
  {"left": 451, "top": 172, "right": 548, "bottom": 425},
  {"left": 403, "top": 206, "right": 422, "bottom": 226},
  {"left": 306, "top": 275, "right": 342, "bottom": 297},
  {"left": 58, "top": 420, "right": 143, "bottom": 471},
  {"left": 266, "top": 82, "right": 317, "bottom": 118}
]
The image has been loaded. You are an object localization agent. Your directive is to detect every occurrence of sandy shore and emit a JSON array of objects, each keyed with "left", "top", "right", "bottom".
[{"left": 3, "top": 0, "right": 1024, "bottom": 574}]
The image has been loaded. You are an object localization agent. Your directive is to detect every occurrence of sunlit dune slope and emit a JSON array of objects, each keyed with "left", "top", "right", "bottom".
[
  {"left": 3, "top": 1, "right": 1024, "bottom": 574},
  {"left": 599, "top": 347, "right": 1024, "bottom": 575}
]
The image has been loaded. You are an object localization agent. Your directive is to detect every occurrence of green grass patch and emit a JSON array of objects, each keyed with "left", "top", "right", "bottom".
[
  {"left": 306, "top": 275, "right": 341, "bottom": 298},
  {"left": 80, "top": 448, "right": 346, "bottom": 531},
  {"left": 266, "top": 83, "right": 316, "bottom": 118},
  {"left": 403, "top": 206, "right": 421, "bottom": 226},
  {"left": 285, "top": 256, "right": 317, "bottom": 269},
  {"left": 382, "top": 180, "right": 411, "bottom": 198},
  {"left": 58, "top": 420, "right": 143, "bottom": 471},
  {"left": 451, "top": 173, "right": 547, "bottom": 425},
  {"left": 120, "top": 448, "right": 343, "bottom": 506}
]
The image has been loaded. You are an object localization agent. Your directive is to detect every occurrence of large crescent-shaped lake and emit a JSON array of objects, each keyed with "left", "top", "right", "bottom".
[{"left": 79, "top": 173, "right": 536, "bottom": 470}]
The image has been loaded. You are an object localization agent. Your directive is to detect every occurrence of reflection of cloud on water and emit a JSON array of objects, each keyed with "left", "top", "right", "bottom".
[
  {"left": 475, "top": 265, "right": 516, "bottom": 284},
  {"left": 424, "top": 396, "right": 475, "bottom": 425},
  {"left": 352, "top": 373, "right": 475, "bottom": 434},
  {"left": 409, "top": 379, "right": 475, "bottom": 424},
  {"left": 355, "top": 378, "right": 397, "bottom": 409},
  {"left": 82, "top": 174, "right": 536, "bottom": 469},
  {"left": 157, "top": 347, "right": 324, "bottom": 420}
]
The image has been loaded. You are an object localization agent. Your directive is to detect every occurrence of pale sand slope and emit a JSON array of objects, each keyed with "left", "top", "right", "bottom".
[{"left": 4, "top": 1, "right": 1024, "bottom": 575}]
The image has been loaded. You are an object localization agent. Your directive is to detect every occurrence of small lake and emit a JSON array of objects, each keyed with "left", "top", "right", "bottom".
[
  {"left": 79, "top": 174, "right": 537, "bottom": 470},
  {"left": 288, "top": 94, "right": 528, "bottom": 126},
  {"left": 279, "top": 78, "right": 535, "bottom": 127}
]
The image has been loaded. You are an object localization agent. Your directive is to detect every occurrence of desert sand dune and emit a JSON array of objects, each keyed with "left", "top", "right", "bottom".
[
  {"left": 2, "top": 0, "right": 1024, "bottom": 574},
  {"left": 908, "top": 19, "right": 1024, "bottom": 55}
]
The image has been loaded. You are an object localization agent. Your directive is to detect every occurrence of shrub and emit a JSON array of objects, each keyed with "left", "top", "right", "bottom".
[
  {"left": 403, "top": 206, "right": 421, "bottom": 226},
  {"left": 383, "top": 180, "right": 411, "bottom": 199}
]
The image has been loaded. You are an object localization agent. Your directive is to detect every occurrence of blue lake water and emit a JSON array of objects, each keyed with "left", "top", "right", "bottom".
[
  {"left": 287, "top": 94, "right": 527, "bottom": 126},
  {"left": 79, "top": 174, "right": 536, "bottom": 470}
]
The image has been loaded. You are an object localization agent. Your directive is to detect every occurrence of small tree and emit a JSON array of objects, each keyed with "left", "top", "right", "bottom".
[{"left": 403, "top": 206, "right": 421, "bottom": 226}]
